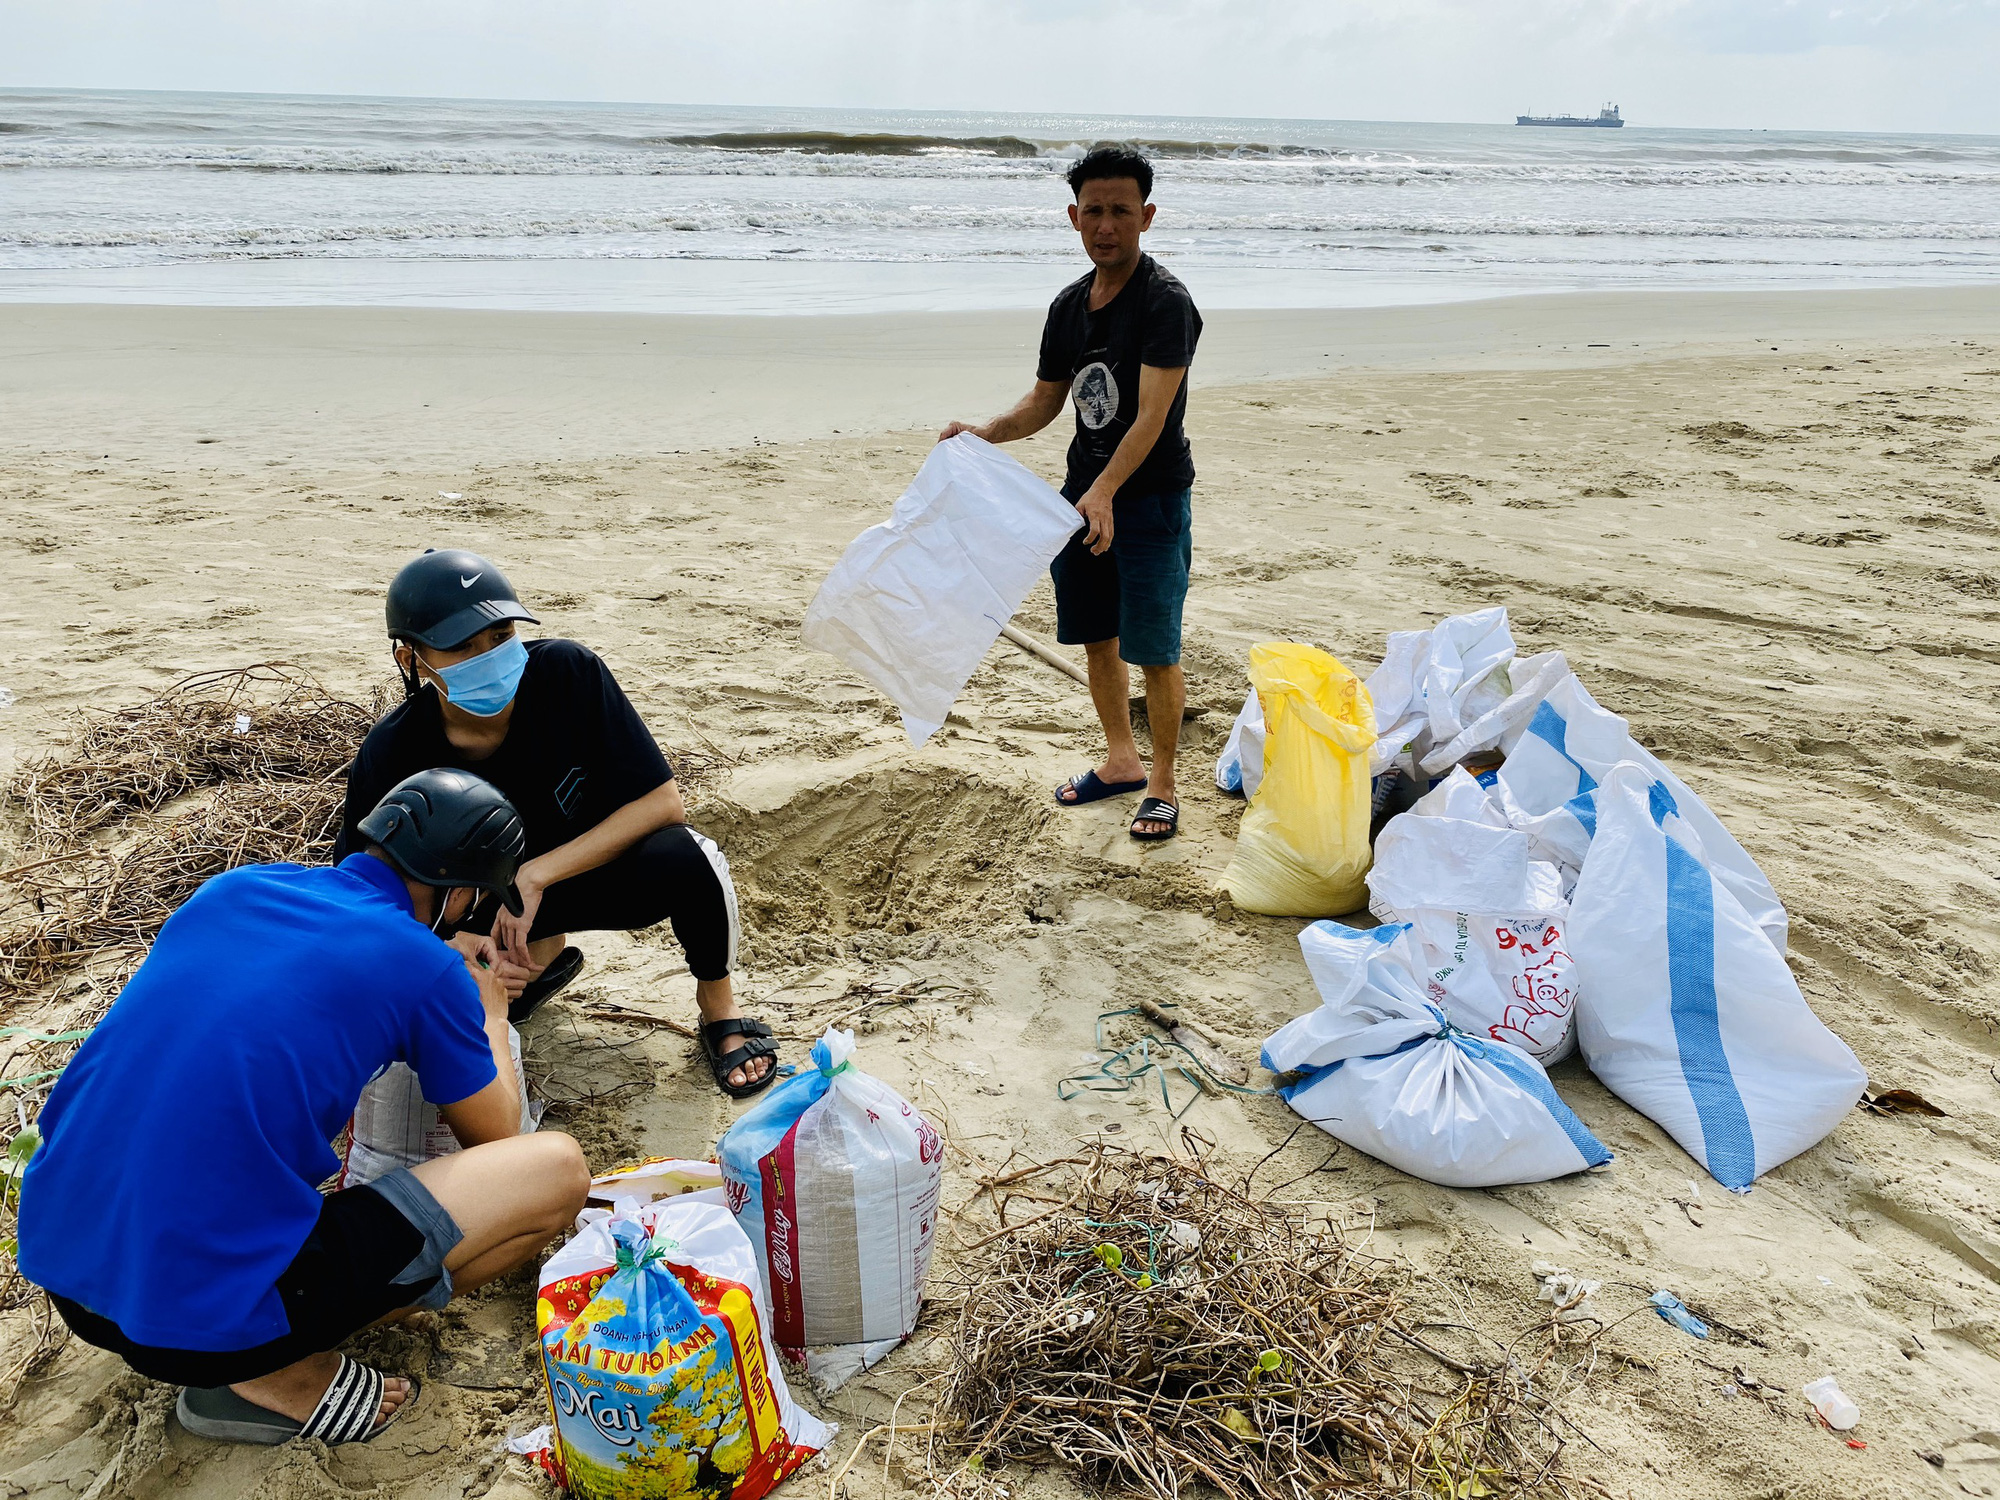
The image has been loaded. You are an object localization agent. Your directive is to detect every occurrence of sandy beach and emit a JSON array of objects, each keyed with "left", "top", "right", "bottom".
[{"left": 3, "top": 284, "right": 2000, "bottom": 1500}]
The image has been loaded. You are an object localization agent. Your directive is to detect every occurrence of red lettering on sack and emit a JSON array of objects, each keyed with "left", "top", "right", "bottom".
[{"left": 761, "top": 1123, "right": 807, "bottom": 1350}]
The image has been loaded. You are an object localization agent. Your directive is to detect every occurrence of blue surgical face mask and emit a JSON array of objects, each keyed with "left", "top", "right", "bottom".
[{"left": 431, "top": 635, "right": 528, "bottom": 718}]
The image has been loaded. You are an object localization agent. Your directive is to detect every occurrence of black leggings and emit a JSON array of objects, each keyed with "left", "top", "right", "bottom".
[{"left": 474, "top": 824, "right": 739, "bottom": 981}]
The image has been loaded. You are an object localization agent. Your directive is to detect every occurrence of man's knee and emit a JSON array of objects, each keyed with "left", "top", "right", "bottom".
[{"left": 526, "top": 1131, "right": 591, "bottom": 1221}]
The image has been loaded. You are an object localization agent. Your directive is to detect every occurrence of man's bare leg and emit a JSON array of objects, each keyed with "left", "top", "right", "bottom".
[
  {"left": 222, "top": 1132, "right": 589, "bottom": 1428},
  {"left": 1133, "top": 662, "right": 1186, "bottom": 836},
  {"left": 1056, "top": 638, "right": 1148, "bottom": 801}
]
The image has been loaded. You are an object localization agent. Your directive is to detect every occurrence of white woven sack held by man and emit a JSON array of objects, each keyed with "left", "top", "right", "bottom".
[
  {"left": 1260, "top": 921, "right": 1611, "bottom": 1189},
  {"left": 717, "top": 1028, "right": 943, "bottom": 1389},
  {"left": 340, "top": 1024, "right": 537, "bottom": 1186},
  {"left": 1567, "top": 765, "right": 1865, "bottom": 1193},
  {"left": 803, "top": 434, "right": 1082, "bottom": 745}
]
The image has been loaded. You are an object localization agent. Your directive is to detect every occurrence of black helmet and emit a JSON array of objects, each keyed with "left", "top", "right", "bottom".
[
  {"left": 386, "top": 549, "right": 539, "bottom": 651},
  {"left": 356, "top": 768, "right": 528, "bottom": 915}
]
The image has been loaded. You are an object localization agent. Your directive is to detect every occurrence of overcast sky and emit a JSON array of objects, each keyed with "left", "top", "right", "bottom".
[{"left": 6, "top": 0, "right": 1998, "bottom": 134}]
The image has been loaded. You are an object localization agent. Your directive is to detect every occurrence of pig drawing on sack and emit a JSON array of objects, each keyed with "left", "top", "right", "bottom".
[{"left": 1489, "top": 923, "right": 1576, "bottom": 1056}]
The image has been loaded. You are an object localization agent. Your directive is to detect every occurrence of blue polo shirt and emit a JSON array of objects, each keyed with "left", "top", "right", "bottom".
[{"left": 18, "top": 854, "right": 496, "bottom": 1352}]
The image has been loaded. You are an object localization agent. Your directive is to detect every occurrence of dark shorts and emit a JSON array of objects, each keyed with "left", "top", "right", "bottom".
[
  {"left": 469, "top": 823, "right": 740, "bottom": 982},
  {"left": 49, "top": 1168, "right": 462, "bottom": 1388},
  {"left": 1050, "top": 488, "right": 1193, "bottom": 667}
]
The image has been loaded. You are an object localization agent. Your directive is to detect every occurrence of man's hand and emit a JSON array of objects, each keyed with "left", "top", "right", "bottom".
[
  {"left": 490, "top": 864, "right": 547, "bottom": 972},
  {"left": 1076, "top": 483, "right": 1116, "bottom": 555},
  {"left": 461, "top": 952, "right": 510, "bottom": 1025},
  {"left": 449, "top": 931, "right": 537, "bottom": 999},
  {"left": 938, "top": 420, "right": 985, "bottom": 443}
]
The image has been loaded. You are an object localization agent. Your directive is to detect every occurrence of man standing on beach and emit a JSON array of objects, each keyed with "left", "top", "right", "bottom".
[{"left": 941, "top": 146, "right": 1201, "bottom": 841}]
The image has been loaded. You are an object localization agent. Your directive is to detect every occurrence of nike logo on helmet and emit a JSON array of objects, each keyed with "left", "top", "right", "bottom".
[{"left": 459, "top": 574, "right": 482, "bottom": 589}]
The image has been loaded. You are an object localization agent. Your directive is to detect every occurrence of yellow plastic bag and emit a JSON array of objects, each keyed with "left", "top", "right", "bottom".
[{"left": 1222, "top": 643, "right": 1376, "bottom": 916}]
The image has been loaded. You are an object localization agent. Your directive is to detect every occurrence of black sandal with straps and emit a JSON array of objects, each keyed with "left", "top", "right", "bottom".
[
  {"left": 699, "top": 1016, "right": 781, "bottom": 1100},
  {"left": 1129, "top": 797, "right": 1180, "bottom": 842}
]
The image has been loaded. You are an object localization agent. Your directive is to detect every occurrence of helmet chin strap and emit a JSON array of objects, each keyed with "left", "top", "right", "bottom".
[{"left": 429, "top": 888, "right": 468, "bottom": 937}]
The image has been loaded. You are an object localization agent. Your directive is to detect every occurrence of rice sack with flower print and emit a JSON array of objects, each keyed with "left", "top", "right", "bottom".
[{"left": 535, "top": 1196, "right": 830, "bottom": 1500}]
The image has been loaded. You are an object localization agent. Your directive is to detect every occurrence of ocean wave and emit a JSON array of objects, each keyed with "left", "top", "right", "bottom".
[
  {"left": 7, "top": 207, "right": 1997, "bottom": 250},
  {"left": 7, "top": 142, "right": 2000, "bottom": 192},
  {"left": 652, "top": 129, "right": 1339, "bottom": 160}
]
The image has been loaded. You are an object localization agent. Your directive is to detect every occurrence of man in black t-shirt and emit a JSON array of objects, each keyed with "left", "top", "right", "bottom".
[
  {"left": 941, "top": 147, "right": 1201, "bottom": 841},
  {"left": 334, "top": 550, "right": 778, "bottom": 1099}
]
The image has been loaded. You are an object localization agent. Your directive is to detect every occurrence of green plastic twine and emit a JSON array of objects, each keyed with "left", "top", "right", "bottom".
[{"left": 1056, "top": 1007, "right": 1275, "bottom": 1119}]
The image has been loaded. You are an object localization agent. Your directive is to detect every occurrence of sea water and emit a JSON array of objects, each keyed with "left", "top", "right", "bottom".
[{"left": 2, "top": 88, "right": 1996, "bottom": 313}]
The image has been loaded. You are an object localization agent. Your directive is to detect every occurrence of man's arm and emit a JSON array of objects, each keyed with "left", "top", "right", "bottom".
[
  {"left": 438, "top": 956, "right": 521, "bottom": 1148},
  {"left": 939, "top": 379, "right": 1069, "bottom": 445},
  {"left": 489, "top": 781, "right": 682, "bottom": 968},
  {"left": 1071, "top": 364, "right": 1187, "bottom": 555}
]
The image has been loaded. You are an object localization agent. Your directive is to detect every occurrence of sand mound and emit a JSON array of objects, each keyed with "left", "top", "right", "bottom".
[{"left": 706, "top": 766, "right": 1053, "bottom": 964}]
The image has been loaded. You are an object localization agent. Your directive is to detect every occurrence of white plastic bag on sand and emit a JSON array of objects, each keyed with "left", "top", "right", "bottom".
[
  {"left": 1214, "top": 688, "right": 1266, "bottom": 798},
  {"left": 1498, "top": 671, "right": 1788, "bottom": 951},
  {"left": 586, "top": 1156, "right": 726, "bottom": 1207},
  {"left": 1367, "top": 780, "right": 1579, "bottom": 1064},
  {"left": 1361, "top": 606, "right": 1571, "bottom": 779},
  {"left": 1260, "top": 921, "right": 1611, "bottom": 1188},
  {"left": 803, "top": 434, "right": 1082, "bottom": 745},
  {"left": 718, "top": 1029, "right": 943, "bottom": 1391},
  {"left": 340, "top": 1025, "right": 536, "bottom": 1187},
  {"left": 1567, "top": 765, "right": 1865, "bottom": 1192},
  {"left": 534, "top": 1195, "right": 830, "bottom": 1499}
]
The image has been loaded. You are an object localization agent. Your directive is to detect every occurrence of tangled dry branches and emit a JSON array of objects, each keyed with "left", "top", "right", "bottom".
[
  {"left": 10, "top": 663, "right": 372, "bottom": 847},
  {"left": 934, "top": 1143, "right": 1582, "bottom": 1500},
  {"left": 0, "top": 667, "right": 369, "bottom": 998}
]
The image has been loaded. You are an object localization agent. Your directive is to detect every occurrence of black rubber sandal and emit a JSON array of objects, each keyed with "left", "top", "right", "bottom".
[
  {"left": 176, "top": 1357, "right": 411, "bottom": 1446},
  {"left": 699, "top": 1017, "right": 781, "bottom": 1100},
  {"left": 1129, "top": 797, "right": 1180, "bottom": 842},
  {"left": 508, "top": 945, "right": 584, "bottom": 1026}
]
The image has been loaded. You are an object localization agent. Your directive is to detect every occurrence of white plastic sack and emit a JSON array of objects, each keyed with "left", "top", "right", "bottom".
[
  {"left": 803, "top": 434, "right": 1082, "bottom": 745},
  {"left": 340, "top": 1024, "right": 536, "bottom": 1187},
  {"left": 1260, "top": 921, "right": 1611, "bottom": 1188},
  {"left": 1497, "top": 672, "right": 1788, "bottom": 951},
  {"left": 1214, "top": 688, "right": 1266, "bottom": 798},
  {"left": 717, "top": 1029, "right": 943, "bottom": 1390},
  {"left": 1567, "top": 765, "right": 1864, "bottom": 1192},
  {"left": 1362, "top": 606, "right": 1571, "bottom": 780},
  {"left": 1367, "top": 779, "right": 1579, "bottom": 1064}
]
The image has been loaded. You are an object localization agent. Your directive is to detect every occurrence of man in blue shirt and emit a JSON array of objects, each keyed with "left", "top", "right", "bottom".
[{"left": 18, "top": 769, "right": 591, "bottom": 1447}]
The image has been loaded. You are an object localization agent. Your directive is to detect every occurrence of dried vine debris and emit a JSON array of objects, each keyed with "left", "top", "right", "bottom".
[
  {"left": 0, "top": 781, "right": 345, "bottom": 996},
  {"left": 10, "top": 663, "right": 373, "bottom": 846},
  {"left": 933, "top": 1142, "right": 1584, "bottom": 1500}
]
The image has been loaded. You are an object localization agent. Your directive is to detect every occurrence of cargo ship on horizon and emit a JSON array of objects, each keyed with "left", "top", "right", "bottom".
[{"left": 1517, "top": 104, "right": 1623, "bottom": 128}]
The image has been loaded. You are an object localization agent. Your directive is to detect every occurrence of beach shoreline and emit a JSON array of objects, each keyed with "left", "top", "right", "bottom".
[{"left": 5, "top": 284, "right": 2000, "bottom": 462}]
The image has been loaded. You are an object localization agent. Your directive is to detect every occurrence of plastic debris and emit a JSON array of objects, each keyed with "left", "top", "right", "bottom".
[
  {"left": 1649, "top": 1290, "right": 1709, "bottom": 1338},
  {"left": 1532, "top": 1261, "right": 1601, "bottom": 1322},
  {"left": 1802, "top": 1375, "right": 1860, "bottom": 1431}
]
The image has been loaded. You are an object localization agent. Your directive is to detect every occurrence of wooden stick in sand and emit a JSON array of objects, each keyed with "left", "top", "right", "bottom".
[{"left": 998, "top": 623, "right": 1090, "bottom": 687}]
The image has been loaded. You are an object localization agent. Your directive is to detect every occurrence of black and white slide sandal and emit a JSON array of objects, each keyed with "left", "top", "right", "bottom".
[
  {"left": 1129, "top": 797, "right": 1180, "bottom": 842},
  {"left": 177, "top": 1356, "right": 409, "bottom": 1446}
]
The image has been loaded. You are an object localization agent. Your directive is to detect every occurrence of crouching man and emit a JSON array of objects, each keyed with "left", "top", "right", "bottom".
[{"left": 16, "top": 769, "right": 590, "bottom": 1447}]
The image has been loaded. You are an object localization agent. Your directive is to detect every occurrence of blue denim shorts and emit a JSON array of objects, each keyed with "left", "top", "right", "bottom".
[{"left": 1050, "top": 487, "right": 1193, "bottom": 667}]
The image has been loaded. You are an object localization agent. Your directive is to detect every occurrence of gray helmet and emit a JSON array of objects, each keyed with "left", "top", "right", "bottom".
[
  {"left": 356, "top": 768, "right": 527, "bottom": 915},
  {"left": 386, "top": 548, "right": 539, "bottom": 651}
]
